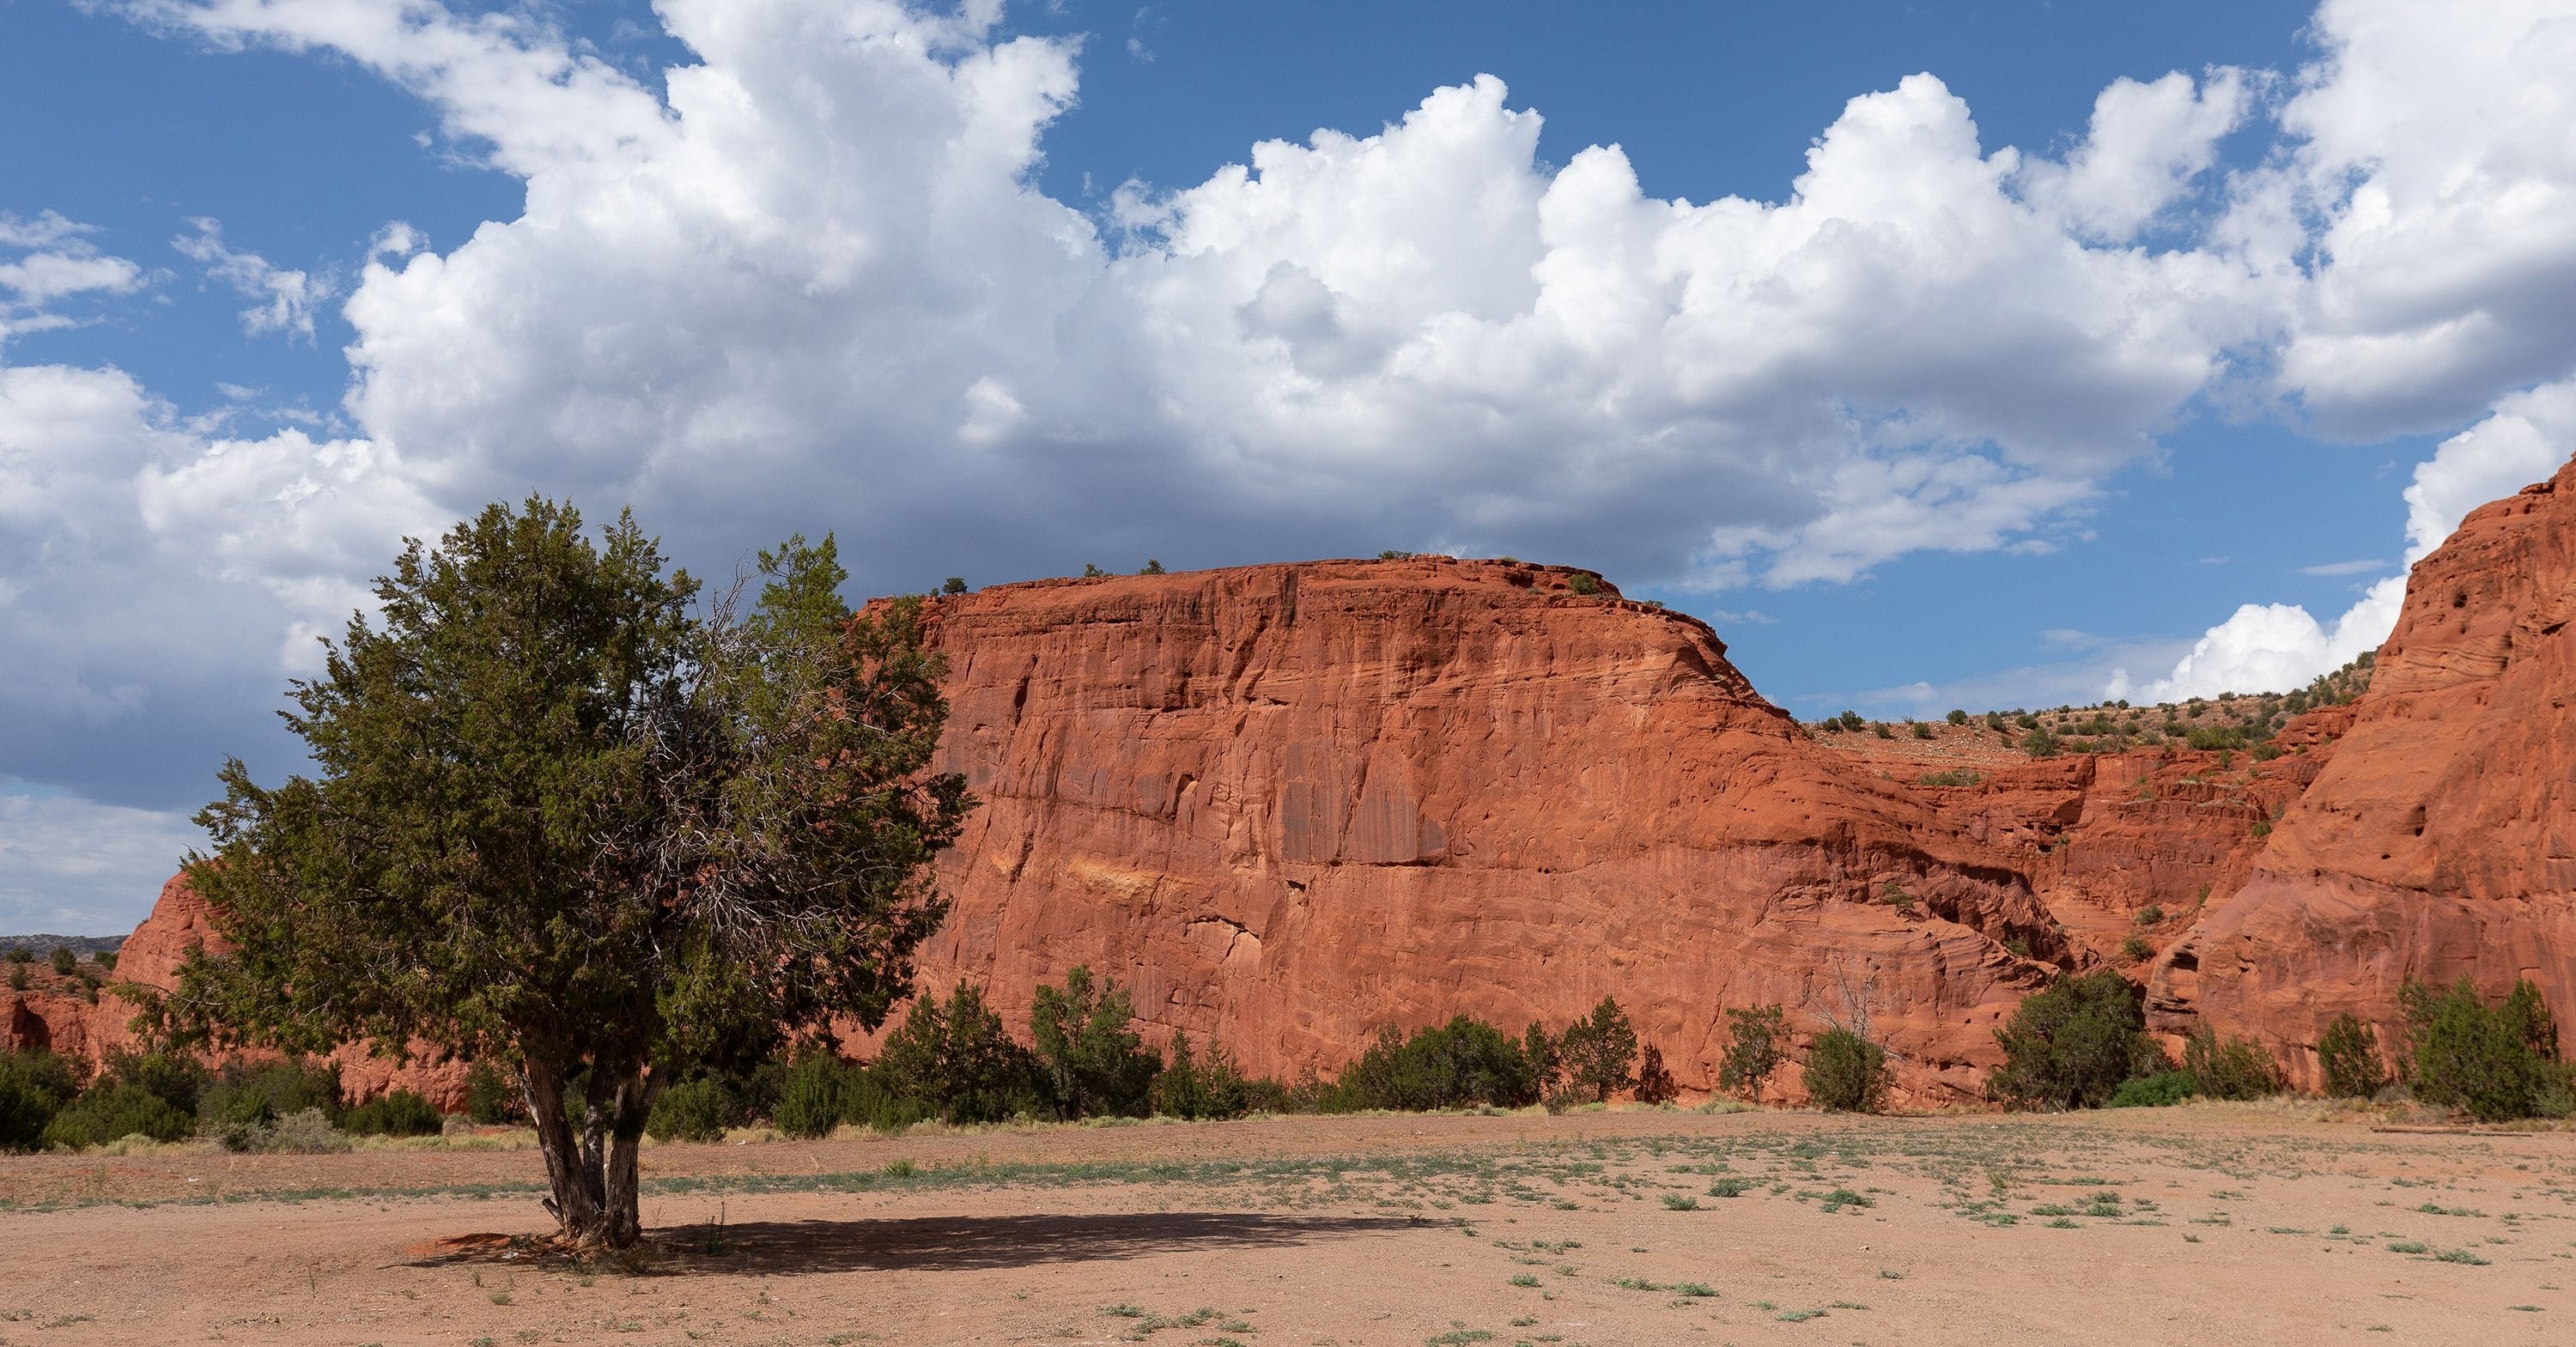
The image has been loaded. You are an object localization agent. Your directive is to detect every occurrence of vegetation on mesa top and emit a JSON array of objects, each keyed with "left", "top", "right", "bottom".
[{"left": 1812, "top": 652, "right": 2377, "bottom": 761}]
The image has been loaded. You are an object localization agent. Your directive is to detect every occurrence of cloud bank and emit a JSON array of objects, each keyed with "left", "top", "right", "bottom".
[{"left": 6, "top": 0, "right": 2576, "bottom": 923}]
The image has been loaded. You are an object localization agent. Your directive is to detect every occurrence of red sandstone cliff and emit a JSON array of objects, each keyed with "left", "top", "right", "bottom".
[
  {"left": 2156, "top": 455, "right": 2576, "bottom": 1084},
  {"left": 0, "top": 873, "right": 469, "bottom": 1109},
  {"left": 874, "top": 558, "right": 2068, "bottom": 1101}
]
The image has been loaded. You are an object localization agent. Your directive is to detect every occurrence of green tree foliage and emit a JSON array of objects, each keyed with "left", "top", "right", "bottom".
[
  {"left": 40, "top": 1052, "right": 207, "bottom": 1149},
  {"left": 1030, "top": 966, "right": 1161, "bottom": 1120},
  {"left": 646, "top": 1077, "right": 737, "bottom": 1143},
  {"left": 1521, "top": 1021, "right": 1562, "bottom": 1099},
  {"left": 198, "top": 1059, "right": 340, "bottom": 1132},
  {"left": 463, "top": 1060, "right": 524, "bottom": 1125},
  {"left": 1334, "top": 1016, "right": 1540, "bottom": 1112},
  {"left": 2107, "top": 1070, "right": 2198, "bottom": 1107},
  {"left": 2402, "top": 978, "right": 2570, "bottom": 1121},
  {"left": 343, "top": 1089, "right": 444, "bottom": 1138},
  {"left": 1802, "top": 1028, "right": 1891, "bottom": 1113},
  {"left": 1152, "top": 1033, "right": 1256, "bottom": 1120},
  {"left": 770, "top": 1045, "right": 858, "bottom": 1139},
  {"left": 48, "top": 947, "right": 75, "bottom": 976},
  {"left": 1946, "top": 708, "right": 1969, "bottom": 725},
  {"left": 1558, "top": 997, "right": 1640, "bottom": 1103},
  {"left": 2179, "top": 1025, "right": 2285, "bottom": 1101},
  {"left": 168, "top": 501, "right": 971, "bottom": 1247},
  {"left": 0, "top": 1051, "right": 81, "bottom": 1152},
  {"left": 875, "top": 984, "right": 1039, "bottom": 1125},
  {"left": 2022, "top": 726, "right": 2061, "bottom": 757},
  {"left": 1717, "top": 1004, "right": 1788, "bottom": 1099},
  {"left": 1988, "top": 971, "right": 2166, "bottom": 1110},
  {"left": 2317, "top": 1013, "right": 2389, "bottom": 1099},
  {"left": 1139, "top": 559, "right": 1166, "bottom": 575},
  {"left": 939, "top": 577, "right": 968, "bottom": 595}
]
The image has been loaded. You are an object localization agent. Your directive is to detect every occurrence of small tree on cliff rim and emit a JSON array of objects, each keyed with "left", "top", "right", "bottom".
[{"left": 173, "top": 500, "right": 970, "bottom": 1248}]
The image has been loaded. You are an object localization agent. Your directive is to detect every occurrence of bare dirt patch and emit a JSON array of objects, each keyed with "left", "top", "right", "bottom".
[{"left": 3, "top": 1106, "right": 2570, "bottom": 1345}]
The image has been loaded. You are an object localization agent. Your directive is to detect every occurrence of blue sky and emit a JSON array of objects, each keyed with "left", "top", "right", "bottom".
[{"left": 4, "top": 0, "right": 2573, "bottom": 929}]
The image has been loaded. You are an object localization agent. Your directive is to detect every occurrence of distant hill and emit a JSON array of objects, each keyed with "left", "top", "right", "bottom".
[{"left": 0, "top": 933, "right": 127, "bottom": 957}]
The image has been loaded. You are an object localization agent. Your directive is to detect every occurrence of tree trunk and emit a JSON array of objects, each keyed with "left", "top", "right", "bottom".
[{"left": 520, "top": 1058, "right": 660, "bottom": 1248}]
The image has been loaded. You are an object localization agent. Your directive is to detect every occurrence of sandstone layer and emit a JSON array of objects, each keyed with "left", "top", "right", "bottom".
[
  {"left": 875, "top": 558, "right": 2074, "bottom": 1101},
  {"left": 2157, "top": 455, "right": 2576, "bottom": 1085}
]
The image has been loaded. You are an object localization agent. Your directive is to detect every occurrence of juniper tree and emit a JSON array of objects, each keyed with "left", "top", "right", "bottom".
[{"left": 171, "top": 499, "right": 969, "bottom": 1247}]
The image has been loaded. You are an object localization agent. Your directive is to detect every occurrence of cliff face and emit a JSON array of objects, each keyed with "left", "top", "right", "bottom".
[
  {"left": 2157, "top": 456, "right": 2576, "bottom": 1084},
  {"left": 878, "top": 558, "right": 2063, "bottom": 1101},
  {"left": 1, "top": 873, "right": 469, "bottom": 1109}
]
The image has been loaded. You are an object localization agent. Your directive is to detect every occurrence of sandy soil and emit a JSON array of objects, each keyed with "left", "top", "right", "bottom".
[{"left": 3, "top": 1105, "right": 2571, "bottom": 1346}]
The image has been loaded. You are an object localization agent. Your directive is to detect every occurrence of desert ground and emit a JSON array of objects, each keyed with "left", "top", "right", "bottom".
[{"left": 1, "top": 1106, "right": 2569, "bottom": 1346}]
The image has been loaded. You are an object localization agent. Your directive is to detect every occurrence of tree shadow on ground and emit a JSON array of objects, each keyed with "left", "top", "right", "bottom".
[
  {"left": 404, "top": 1212, "right": 1431, "bottom": 1277},
  {"left": 658, "top": 1211, "right": 1430, "bottom": 1275}
]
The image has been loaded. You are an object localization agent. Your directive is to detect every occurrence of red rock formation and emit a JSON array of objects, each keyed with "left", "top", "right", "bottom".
[
  {"left": 868, "top": 558, "right": 2069, "bottom": 1102},
  {"left": 2, "top": 872, "right": 470, "bottom": 1110},
  {"left": 2158, "top": 454, "right": 2576, "bottom": 1085}
]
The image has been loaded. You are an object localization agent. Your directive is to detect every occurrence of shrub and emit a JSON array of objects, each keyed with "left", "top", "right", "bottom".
[
  {"left": 1376, "top": 549, "right": 1417, "bottom": 560},
  {"left": 48, "top": 947, "right": 76, "bottom": 975},
  {"left": 1081, "top": 562, "right": 1106, "bottom": 577},
  {"left": 1522, "top": 1021, "right": 1562, "bottom": 1098},
  {"left": 1567, "top": 572, "right": 1601, "bottom": 596},
  {"left": 3, "top": 946, "right": 27, "bottom": 964},
  {"left": 1152, "top": 1033, "right": 1256, "bottom": 1120},
  {"left": 2136, "top": 904, "right": 2165, "bottom": 927},
  {"left": 93, "top": 951, "right": 116, "bottom": 973},
  {"left": 1837, "top": 710, "right": 1865, "bottom": 731},
  {"left": 1919, "top": 768, "right": 1981, "bottom": 787},
  {"left": 5, "top": 966, "right": 23, "bottom": 992},
  {"left": 2180, "top": 1025, "right": 2284, "bottom": 1101},
  {"left": 875, "top": 983, "right": 1042, "bottom": 1125},
  {"left": 1558, "top": 998, "right": 1641, "bottom": 1102},
  {"left": 462, "top": 1059, "right": 523, "bottom": 1125},
  {"left": 343, "top": 1089, "right": 444, "bottom": 1138},
  {"left": 1139, "top": 559, "right": 1166, "bottom": 575},
  {"left": 0, "top": 1050, "right": 81, "bottom": 1151},
  {"left": 2316, "top": 1013, "right": 2388, "bottom": 1099},
  {"left": 1947, "top": 709, "right": 1969, "bottom": 725},
  {"left": 2022, "top": 727, "right": 2060, "bottom": 757},
  {"left": 2107, "top": 1070, "right": 2199, "bottom": 1107},
  {"left": 1635, "top": 1045, "right": 1679, "bottom": 1105},
  {"left": 2402, "top": 978, "right": 2565, "bottom": 1121},
  {"left": 1030, "top": 965, "right": 1161, "bottom": 1120},
  {"left": 843, "top": 1065, "right": 931, "bottom": 1134},
  {"left": 1988, "top": 971, "right": 2166, "bottom": 1110},
  {"left": 45, "top": 1080, "right": 194, "bottom": 1148},
  {"left": 1333, "top": 1016, "right": 1538, "bottom": 1112},
  {"left": 198, "top": 1059, "right": 339, "bottom": 1131},
  {"left": 2121, "top": 934, "right": 2154, "bottom": 962},
  {"left": 770, "top": 1046, "right": 857, "bottom": 1139},
  {"left": 939, "top": 577, "right": 968, "bottom": 595},
  {"left": 1717, "top": 1004, "right": 1788, "bottom": 1100},
  {"left": 1911, "top": 721, "right": 1934, "bottom": 739},
  {"left": 647, "top": 1077, "right": 737, "bottom": 1142},
  {"left": 1804, "top": 1027, "right": 1890, "bottom": 1113},
  {"left": 1873, "top": 722, "right": 1895, "bottom": 739}
]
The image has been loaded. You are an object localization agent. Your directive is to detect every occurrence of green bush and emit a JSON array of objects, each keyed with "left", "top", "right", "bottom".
[
  {"left": 45, "top": 1081, "right": 194, "bottom": 1148},
  {"left": 843, "top": 1064, "right": 931, "bottom": 1134},
  {"left": 198, "top": 1059, "right": 339, "bottom": 1130},
  {"left": 2022, "top": 727, "right": 2060, "bottom": 757},
  {"left": 1558, "top": 997, "right": 1641, "bottom": 1103},
  {"left": 462, "top": 1060, "right": 523, "bottom": 1124},
  {"left": 1947, "top": 708, "right": 1970, "bottom": 725},
  {"left": 1567, "top": 572, "right": 1601, "bottom": 596},
  {"left": 2106, "top": 1070, "right": 2199, "bottom": 1108},
  {"left": 1988, "top": 970, "right": 2166, "bottom": 1110},
  {"left": 875, "top": 983, "right": 1042, "bottom": 1125},
  {"left": 1152, "top": 1033, "right": 1255, "bottom": 1120},
  {"left": 343, "top": 1089, "right": 444, "bottom": 1138},
  {"left": 647, "top": 1077, "right": 738, "bottom": 1142},
  {"left": 1332, "top": 1015, "right": 1539, "bottom": 1112},
  {"left": 1803, "top": 1027, "right": 1890, "bottom": 1113},
  {"left": 3, "top": 946, "right": 28, "bottom": 964},
  {"left": 0, "top": 1050, "right": 81, "bottom": 1151},
  {"left": 2180, "top": 1025, "right": 2284, "bottom": 1101},
  {"left": 1717, "top": 1004, "right": 1788, "bottom": 1099},
  {"left": 771, "top": 1047, "right": 856, "bottom": 1139},
  {"left": 1030, "top": 966, "right": 1161, "bottom": 1120},
  {"left": 48, "top": 947, "right": 76, "bottom": 975},
  {"left": 2402, "top": 978, "right": 2567, "bottom": 1121},
  {"left": 2121, "top": 933, "right": 2154, "bottom": 962},
  {"left": 2316, "top": 1013, "right": 2389, "bottom": 1100}
]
